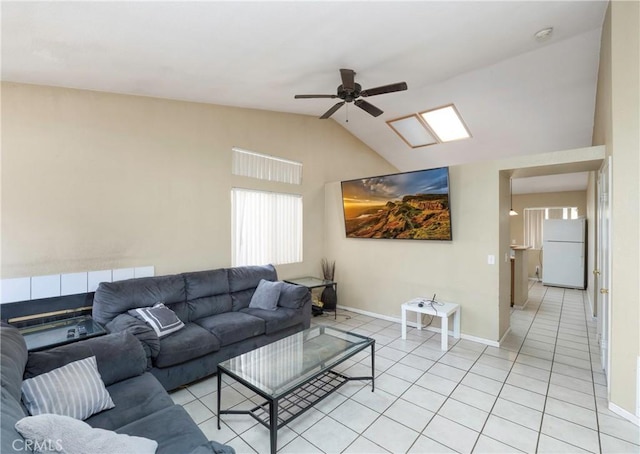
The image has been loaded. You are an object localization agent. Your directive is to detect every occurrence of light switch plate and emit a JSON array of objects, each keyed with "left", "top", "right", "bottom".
[{"left": 487, "top": 255, "right": 495, "bottom": 265}]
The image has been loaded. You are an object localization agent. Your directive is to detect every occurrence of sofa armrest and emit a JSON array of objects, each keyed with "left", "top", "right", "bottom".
[
  {"left": 25, "top": 331, "right": 147, "bottom": 386},
  {"left": 106, "top": 313, "right": 160, "bottom": 361},
  {"left": 189, "top": 440, "right": 236, "bottom": 454}
]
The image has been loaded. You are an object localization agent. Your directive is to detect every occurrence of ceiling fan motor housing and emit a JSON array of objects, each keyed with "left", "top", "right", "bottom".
[{"left": 338, "top": 83, "right": 362, "bottom": 102}]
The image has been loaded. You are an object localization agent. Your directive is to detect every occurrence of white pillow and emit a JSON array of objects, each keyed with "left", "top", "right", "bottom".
[
  {"left": 129, "top": 302, "right": 185, "bottom": 337},
  {"left": 21, "top": 356, "right": 114, "bottom": 420},
  {"left": 15, "top": 413, "right": 158, "bottom": 454}
]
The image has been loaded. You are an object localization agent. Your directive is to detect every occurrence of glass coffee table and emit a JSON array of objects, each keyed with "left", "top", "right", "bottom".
[{"left": 217, "top": 325, "right": 374, "bottom": 454}]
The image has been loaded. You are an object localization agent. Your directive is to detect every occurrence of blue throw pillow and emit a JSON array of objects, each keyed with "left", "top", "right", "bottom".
[{"left": 249, "top": 279, "right": 283, "bottom": 311}]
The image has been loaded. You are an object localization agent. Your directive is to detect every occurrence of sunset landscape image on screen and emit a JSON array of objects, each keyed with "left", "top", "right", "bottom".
[{"left": 341, "top": 168, "right": 452, "bottom": 240}]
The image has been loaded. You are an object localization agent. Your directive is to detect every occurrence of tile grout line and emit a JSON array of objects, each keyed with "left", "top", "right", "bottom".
[
  {"left": 469, "top": 285, "right": 550, "bottom": 453},
  {"left": 533, "top": 287, "right": 566, "bottom": 453}
]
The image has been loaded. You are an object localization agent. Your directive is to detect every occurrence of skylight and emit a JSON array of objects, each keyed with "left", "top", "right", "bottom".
[
  {"left": 386, "top": 115, "right": 438, "bottom": 148},
  {"left": 387, "top": 103, "right": 471, "bottom": 149},
  {"left": 420, "top": 104, "right": 471, "bottom": 142}
]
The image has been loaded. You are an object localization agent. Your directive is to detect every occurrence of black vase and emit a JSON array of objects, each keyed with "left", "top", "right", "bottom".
[{"left": 320, "top": 287, "right": 337, "bottom": 310}]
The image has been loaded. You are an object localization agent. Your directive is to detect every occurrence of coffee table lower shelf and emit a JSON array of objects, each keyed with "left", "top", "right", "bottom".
[{"left": 217, "top": 368, "right": 374, "bottom": 454}]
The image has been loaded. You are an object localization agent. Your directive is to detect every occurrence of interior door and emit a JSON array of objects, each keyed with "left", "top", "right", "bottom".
[{"left": 597, "top": 156, "right": 612, "bottom": 389}]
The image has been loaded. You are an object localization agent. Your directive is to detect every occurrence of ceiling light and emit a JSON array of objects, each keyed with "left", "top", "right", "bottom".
[
  {"left": 420, "top": 104, "right": 471, "bottom": 142},
  {"left": 387, "top": 115, "right": 438, "bottom": 148},
  {"left": 534, "top": 27, "right": 553, "bottom": 42}
]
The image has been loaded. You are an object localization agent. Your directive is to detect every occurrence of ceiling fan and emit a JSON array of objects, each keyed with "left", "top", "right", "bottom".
[{"left": 295, "top": 69, "right": 408, "bottom": 119}]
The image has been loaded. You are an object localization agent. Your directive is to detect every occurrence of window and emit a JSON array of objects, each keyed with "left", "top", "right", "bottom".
[
  {"left": 231, "top": 147, "right": 303, "bottom": 267},
  {"left": 231, "top": 189, "right": 303, "bottom": 266},
  {"left": 524, "top": 206, "right": 579, "bottom": 249},
  {"left": 232, "top": 147, "right": 302, "bottom": 184}
]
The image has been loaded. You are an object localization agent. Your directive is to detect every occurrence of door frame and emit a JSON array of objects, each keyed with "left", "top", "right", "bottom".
[{"left": 597, "top": 155, "right": 612, "bottom": 391}]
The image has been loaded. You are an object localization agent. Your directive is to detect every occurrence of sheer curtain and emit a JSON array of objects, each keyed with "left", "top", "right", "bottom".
[{"left": 231, "top": 188, "right": 303, "bottom": 266}]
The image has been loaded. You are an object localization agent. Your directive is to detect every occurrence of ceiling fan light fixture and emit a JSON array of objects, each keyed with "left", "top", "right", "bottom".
[{"left": 420, "top": 104, "right": 471, "bottom": 142}]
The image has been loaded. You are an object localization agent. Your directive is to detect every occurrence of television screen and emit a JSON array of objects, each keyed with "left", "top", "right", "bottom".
[{"left": 340, "top": 167, "right": 452, "bottom": 240}]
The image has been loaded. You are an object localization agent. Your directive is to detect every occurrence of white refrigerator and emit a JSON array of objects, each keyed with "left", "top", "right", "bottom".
[{"left": 542, "top": 219, "right": 586, "bottom": 289}]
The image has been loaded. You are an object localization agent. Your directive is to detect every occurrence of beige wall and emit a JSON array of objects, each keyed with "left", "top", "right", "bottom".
[
  {"left": 0, "top": 82, "right": 396, "bottom": 280},
  {"left": 592, "top": 1, "right": 640, "bottom": 417},
  {"left": 325, "top": 146, "right": 604, "bottom": 343},
  {"left": 509, "top": 191, "right": 588, "bottom": 279}
]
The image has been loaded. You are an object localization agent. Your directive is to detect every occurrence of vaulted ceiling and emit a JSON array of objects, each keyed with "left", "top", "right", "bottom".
[{"left": 2, "top": 1, "right": 608, "bottom": 190}]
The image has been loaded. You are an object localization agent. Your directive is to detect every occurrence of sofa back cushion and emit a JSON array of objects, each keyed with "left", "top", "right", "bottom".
[
  {"left": 1, "top": 324, "right": 29, "bottom": 453},
  {"left": 228, "top": 264, "right": 277, "bottom": 311},
  {"left": 182, "top": 269, "right": 232, "bottom": 321},
  {"left": 25, "top": 331, "right": 147, "bottom": 387},
  {"left": 93, "top": 275, "right": 185, "bottom": 325},
  {"left": 0, "top": 323, "right": 28, "bottom": 400}
]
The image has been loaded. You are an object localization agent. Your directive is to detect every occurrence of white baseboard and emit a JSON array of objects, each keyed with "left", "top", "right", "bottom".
[
  {"left": 461, "top": 333, "right": 500, "bottom": 348},
  {"left": 512, "top": 299, "right": 529, "bottom": 311},
  {"left": 498, "top": 326, "right": 513, "bottom": 346},
  {"left": 336, "top": 304, "right": 499, "bottom": 348},
  {"left": 608, "top": 402, "right": 640, "bottom": 427}
]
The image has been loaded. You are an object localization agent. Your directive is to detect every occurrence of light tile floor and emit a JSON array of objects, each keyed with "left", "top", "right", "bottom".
[{"left": 171, "top": 282, "right": 640, "bottom": 453}]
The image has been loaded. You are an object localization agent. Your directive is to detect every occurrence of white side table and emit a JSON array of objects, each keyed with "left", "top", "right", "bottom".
[{"left": 401, "top": 299, "right": 461, "bottom": 350}]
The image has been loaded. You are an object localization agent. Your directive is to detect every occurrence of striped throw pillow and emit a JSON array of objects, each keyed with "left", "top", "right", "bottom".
[
  {"left": 128, "top": 303, "right": 184, "bottom": 338},
  {"left": 21, "top": 356, "right": 114, "bottom": 420}
]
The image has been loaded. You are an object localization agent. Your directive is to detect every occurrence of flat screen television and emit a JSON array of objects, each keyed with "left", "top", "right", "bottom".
[{"left": 340, "top": 167, "right": 452, "bottom": 240}]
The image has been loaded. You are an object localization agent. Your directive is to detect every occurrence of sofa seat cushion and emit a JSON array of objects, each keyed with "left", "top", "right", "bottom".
[
  {"left": 85, "top": 372, "right": 174, "bottom": 431},
  {"left": 240, "top": 307, "right": 304, "bottom": 335},
  {"left": 115, "top": 404, "right": 209, "bottom": 454},
  {"left": 155, "top": 323, "right": 221, "bottom": 368},
  {"left": 195, "top": 312, "right": 265, "bottom": 347}
]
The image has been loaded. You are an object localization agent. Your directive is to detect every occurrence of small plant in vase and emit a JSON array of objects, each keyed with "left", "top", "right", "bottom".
[{"left": 320, "top": 258, "right": 337, "bottom": 311}]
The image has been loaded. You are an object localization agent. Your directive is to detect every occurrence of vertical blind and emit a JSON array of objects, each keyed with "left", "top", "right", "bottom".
[
  {"left": 231, "top": 188, "right": 303, "bottom": 267},
  {"left": 524, "top": 208, "right": 545, "bottom": 249},
  {"left": 232, "top": 147, "right": 303, "bottom": 185}
]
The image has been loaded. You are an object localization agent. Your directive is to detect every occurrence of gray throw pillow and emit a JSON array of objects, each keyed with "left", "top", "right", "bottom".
[
  {"left": 21, "top": 356, "right": 114, "bottom": 420},
  {"left": 128, "top": 302, "right": 184, "bottom": 337},
  {"left": 15, "top": 414, "right": 157, "bottom": 454},
  {"left": 249, "top": 279, "right": 283, "bottom": 311}
]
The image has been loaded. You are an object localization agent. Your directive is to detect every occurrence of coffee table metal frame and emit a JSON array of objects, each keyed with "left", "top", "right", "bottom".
[{"left": 217, "top": 325, "right": 375, "bottom": 454}]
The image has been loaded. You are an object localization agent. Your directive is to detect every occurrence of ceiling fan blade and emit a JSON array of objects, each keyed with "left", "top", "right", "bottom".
[
  {"left": 294, "top": 94, "right": 337, "bottom": 99},
  {"left": 354, "top": 99, "right": 383, "bottom": 117},
  {"left": 320, "top": 101, "right": 346, "bottom": 119},
  {"left": 360, "top": 82, "right": 408, "bottom": 97},
  {"left": 340, "top": 69, "right": 356, "bottom": 91}
]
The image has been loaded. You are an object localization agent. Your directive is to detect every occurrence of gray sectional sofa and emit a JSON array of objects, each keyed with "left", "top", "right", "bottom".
[
  {"left": 0, "top": 323, "right": 234, "bottom": 454},
  {"left": 92, "top": 264, "right": 312, "bottom": 391}
]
